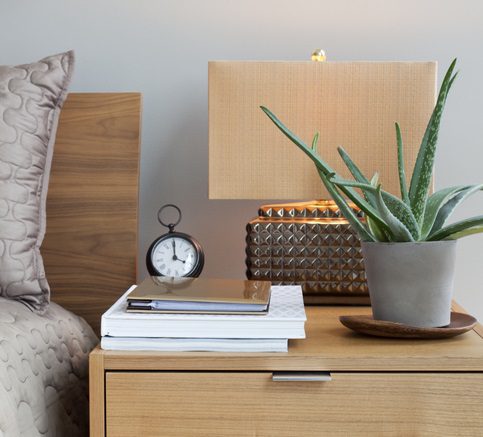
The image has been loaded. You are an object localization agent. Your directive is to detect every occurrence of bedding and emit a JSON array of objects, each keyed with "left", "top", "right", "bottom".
[
  {"left": 0, "top": 297, "right": 97, "bottom": 437},
  {"left": 0, "top": 51, "right": 74, "bottom": 312}
]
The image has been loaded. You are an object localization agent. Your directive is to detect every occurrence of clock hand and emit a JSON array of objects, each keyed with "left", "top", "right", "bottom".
[
  {"left": 172, "top": 240, "right": 177, "bottom": 260},
  {"left": 171, "top": 241, "right": 186, "bottom": 263}
]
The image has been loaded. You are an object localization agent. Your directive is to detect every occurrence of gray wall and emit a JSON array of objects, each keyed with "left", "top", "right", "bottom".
[{"left": 2, "top": 0, "right": 482, "bottom": 320}]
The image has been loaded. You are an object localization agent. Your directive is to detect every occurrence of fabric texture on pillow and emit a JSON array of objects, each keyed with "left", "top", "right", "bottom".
[{"left": 0, "top": 51, "right": 74, "bottom": 312}]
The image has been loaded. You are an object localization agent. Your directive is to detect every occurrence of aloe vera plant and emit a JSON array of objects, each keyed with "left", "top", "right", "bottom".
[{"left": 260, "top": 59, "right": 483, "bottom": 243}]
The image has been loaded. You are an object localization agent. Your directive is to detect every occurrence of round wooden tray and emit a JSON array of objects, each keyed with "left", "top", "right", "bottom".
[{"left": 339, "top": 312, "right": 478, "bottom": 339}]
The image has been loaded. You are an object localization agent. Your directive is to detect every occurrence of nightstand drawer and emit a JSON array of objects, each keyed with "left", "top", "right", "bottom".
[{"left": 106, "top": 371, "right": 483, "bottom": 436}]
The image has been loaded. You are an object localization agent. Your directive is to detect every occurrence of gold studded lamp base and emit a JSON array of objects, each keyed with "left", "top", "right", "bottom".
[{"left": 245, "top": 200, "right": 369, "bottom": 304}]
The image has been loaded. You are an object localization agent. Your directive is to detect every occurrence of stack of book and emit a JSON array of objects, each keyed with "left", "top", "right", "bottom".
[{"left": 101, "top": 277, "right": 306, "bottom": 352}]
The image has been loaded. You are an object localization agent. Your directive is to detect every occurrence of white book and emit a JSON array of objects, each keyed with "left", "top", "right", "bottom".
[
  {"left": 101, "top": 336, "right": 288, "bottom": 352},
  {"left": 101, "top": 285, "right": 306, "bottom": 339}
]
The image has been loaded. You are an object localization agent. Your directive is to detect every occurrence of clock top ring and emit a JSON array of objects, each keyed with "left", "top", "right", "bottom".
[{"left": 157, "top": 204, "right": 182, "bottom": 231}]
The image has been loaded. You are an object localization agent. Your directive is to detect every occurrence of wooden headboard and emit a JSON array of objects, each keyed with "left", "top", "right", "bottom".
[{"left": 43, "top": 93, "right": 141, "bottom": 335}]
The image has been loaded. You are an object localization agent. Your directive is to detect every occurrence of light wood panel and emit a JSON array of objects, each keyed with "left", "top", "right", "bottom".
[
  {"left": 91, "top": 305, "right": 483, "bottom": 372},
  {"left": 106, "top": 372, "right": 483, "bottom": 437},
  {"left": 43, "top": 93, "right": 141, "bottom": 334},
  {"left": 89, "top": 350, "right": 105, "bottom": 436}
]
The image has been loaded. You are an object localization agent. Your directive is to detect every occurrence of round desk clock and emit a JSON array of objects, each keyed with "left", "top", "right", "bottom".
[{"left": 146, "top": 204, "right": 204, "bottom": 278}]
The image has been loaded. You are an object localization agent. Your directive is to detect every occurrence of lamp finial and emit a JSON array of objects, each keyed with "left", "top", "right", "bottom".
[{"left": 311, "top": 49, "right": 327, "bottom": 62}]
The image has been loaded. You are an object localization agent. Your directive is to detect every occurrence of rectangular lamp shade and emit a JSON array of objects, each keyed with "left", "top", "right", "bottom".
[{"left": 208, "top": 61, "right": 436, "bottom": 200}]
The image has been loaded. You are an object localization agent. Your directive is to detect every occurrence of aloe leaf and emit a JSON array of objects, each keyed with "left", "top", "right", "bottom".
[
  {"left": 260, "top": 107, "right": 344, "bottom": 183},
  {"left": 427, "top": 215, "right": 483, "bottom": 241},
  {"left": 443, "top": 226, "right": 483, "bottom": 240},
  {"left": 261, "top": 106, "right": 325, "bottom": 167},
  {"left": 330, "top": 178, "right": 376, "bottom": 192},
  {"left": 260, "top": 106, "right": 333, "bottom": 177},
  {"left": 316, "top": 169, "right": 376, "bottom": 241},
  {"left": 260, "top": 106, "right": 382, "bottom": 216},
  {"left": 370, "top": 172, "right": 379, "bottom": 186},
  {"left": 337, "top": 147, "right": 377, "bottom": 206},
  {"left": 429, "top": 184, "right": 483, "bottom": 235},
  {"left": 395, "top": 123, "right": 410, "bottom": 205},
  {"left": 260, "top": 105, "right": 417, "bottom": 241},
  {"left": 447, "top": 72, "right": 459, "bottom": 96},
  {"left": 338, "top": 146, "right": 370, "bottom": 182},
  {"left": 380, "top": 191, "right": 421, "bottom": 240},
  {"left": 421, "top": 184, "right": 483, "bottom": 238},
  {"left": 367, "top": 173, "right": 390, "bottom": 241},
  {"left": 367, "top": 216, "right": 390, "bottom": 242},
  {"left": 311, "top": 132, "right": 319, "bottom": 152},
  {"left": 374, "top": 185, "right": 414, "bottom": 241},
  {"left": 260, "top": 106, "right": 377, "bottom": 240},
  {"left": 422, "top": 185, "right": 470, "bottom": 236},
  {"left": 324, "top": 176, "right": 392, "bottom": 235},
  {"left": 408, "top": 59, "right": 458, "bottom": 225},
  {"left": 331, "top": 177, "right": 420, "bottom": 240}
]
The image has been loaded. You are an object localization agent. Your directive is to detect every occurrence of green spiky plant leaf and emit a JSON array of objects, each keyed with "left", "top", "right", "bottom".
[
  {"left": 315, "top": 168, "right": 375, "bottom": 242},
  {"left": 328, "top": 176, "right": 420, "bottom": 241},
  {"left": 334, "top": 147, "right": 420, "bottom": 240},
  {"left": 259, "top": 106, "right": 391, "bottom": 240},
  {"left": 260, "top": 59, "right": 483, "bottom": 243},
  {"left": 408, "top": 59, "right": 458, "bottom": 225},
  {"left": 374, "top": 185, "right": 414, "bottom": 242},
  {"left": 427, "top": 185, "right": 483, "bottom": 236},
  {"left": 337, "top": 147, "right": 375, "bottom": 204},
  {"left": 427, "top": 216, "right": 483, "bottom": 241},
  {"left": 366, "top": 173, "right": 390, "bottom": 241},
  {"left": 395, "top": 122, "right": 410, "bottom": 205}
]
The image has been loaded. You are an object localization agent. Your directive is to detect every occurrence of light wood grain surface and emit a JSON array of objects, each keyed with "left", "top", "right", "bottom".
[
  {"left": 89, "top": 349, "right": 105, "bottom": 437},
  {"left": 43, "top": 93, "right": 141, "bottom": 334},
  {"left": 106, "top": 372, "right": 483, "bottom": 437},
  {"left": 453, "top": 301, "right": 483, "bottom": 339},
  {"left": 91, "top": 305, "right": 483, "bottom": 372},
  {"left": 91, "top": 304, "right": 483, "bottom": 437}
]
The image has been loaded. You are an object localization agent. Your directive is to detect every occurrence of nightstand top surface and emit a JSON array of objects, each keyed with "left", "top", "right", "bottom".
[{"left": 91, "top": 303, "right": 483, "bottom": 372}]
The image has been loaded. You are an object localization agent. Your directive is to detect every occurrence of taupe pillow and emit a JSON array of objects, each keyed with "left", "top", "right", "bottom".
[{"left": 0, "top": 51, "right": 74, "bottom": 312}]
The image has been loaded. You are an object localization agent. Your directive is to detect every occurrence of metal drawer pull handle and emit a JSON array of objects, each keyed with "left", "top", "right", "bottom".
[{"left": 272, "top": 372, "right": 332, "bottom": 382}]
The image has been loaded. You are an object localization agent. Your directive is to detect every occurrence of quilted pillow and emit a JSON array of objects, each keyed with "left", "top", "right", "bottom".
[{"left": 0, "top": 51, "right": 74, "bottom": 312}]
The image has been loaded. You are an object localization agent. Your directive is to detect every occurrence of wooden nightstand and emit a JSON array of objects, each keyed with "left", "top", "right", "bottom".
[{"left": 90, "top": 304, "right": 483, "bottom": 436}]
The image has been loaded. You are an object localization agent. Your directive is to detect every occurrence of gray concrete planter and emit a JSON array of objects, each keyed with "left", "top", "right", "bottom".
[{"left": 361, "top": 241, "right": 457, "bottom": 328}]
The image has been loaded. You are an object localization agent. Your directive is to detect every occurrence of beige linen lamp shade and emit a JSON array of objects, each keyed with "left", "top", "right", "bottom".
[{"left": 208, "top": 61, "right": 437, "bottom": 200}]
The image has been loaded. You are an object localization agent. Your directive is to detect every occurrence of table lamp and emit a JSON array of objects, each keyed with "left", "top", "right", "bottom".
[{"left": 208, "top": 54, "right": 436, "bottom": 303}]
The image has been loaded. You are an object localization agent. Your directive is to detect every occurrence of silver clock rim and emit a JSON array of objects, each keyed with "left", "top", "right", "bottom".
[{"left": 146, "top": 232, "right": 204, "bottom": 278}]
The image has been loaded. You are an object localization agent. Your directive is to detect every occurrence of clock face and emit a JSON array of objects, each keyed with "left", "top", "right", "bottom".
[{"left": 149, "top": 235, "right": 200, "bottom": 277}]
